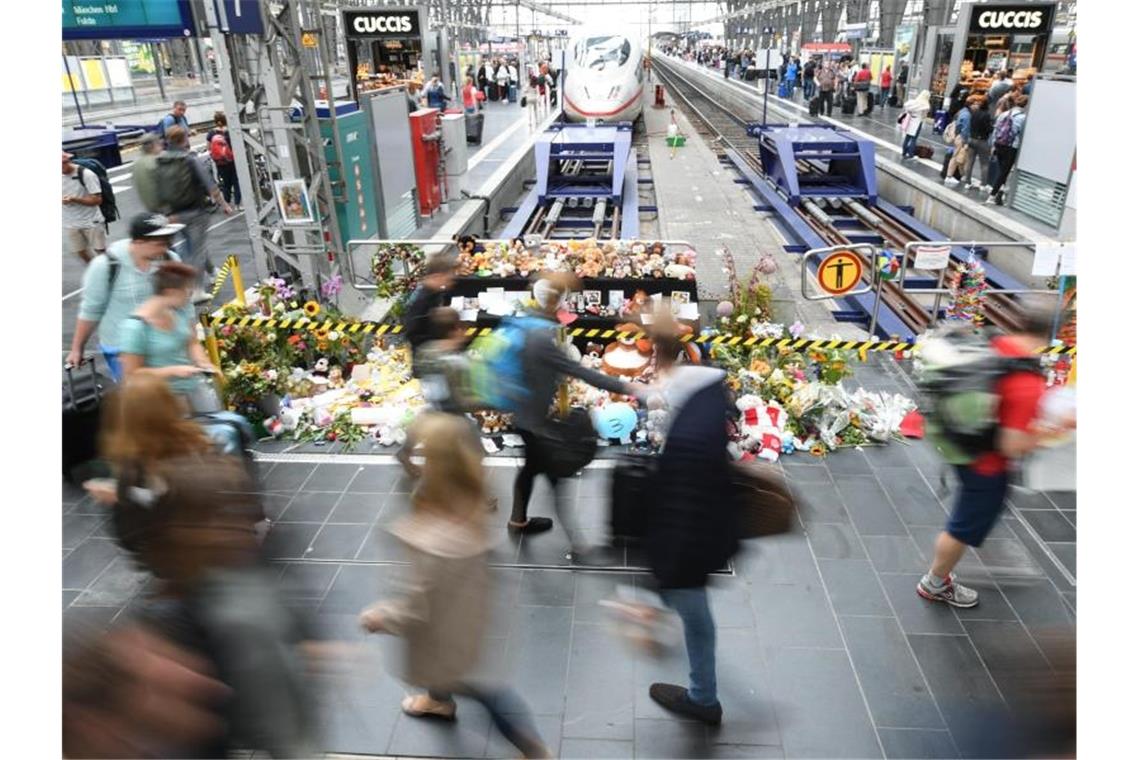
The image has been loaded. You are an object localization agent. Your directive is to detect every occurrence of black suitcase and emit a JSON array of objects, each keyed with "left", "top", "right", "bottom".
[
  {"left": 841, "top": 94, "right": 857, "bottom": 115},
  {"left": 62, "top": 362, "right": 112, "bottom": 483},
  {"left": 888, "top": 94, "right": 900, "bottom": 108},
  {"left": 610, "top": 454, "right": 656, "bottom": 544},
  {"left": 465, "top": 112, "right": 484, "bottom": 145},
  {"left": 809, "top": 95, "right": 821, "bottom": 117}
]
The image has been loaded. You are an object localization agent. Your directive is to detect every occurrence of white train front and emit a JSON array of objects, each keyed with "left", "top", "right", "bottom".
[{"left": 562, "top": 31, "right": 644, "bottom": 123}]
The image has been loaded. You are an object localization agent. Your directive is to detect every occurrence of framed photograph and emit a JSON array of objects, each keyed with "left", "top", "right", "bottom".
[
  {"left": 274, "top": 179, "right": 315, "bottom": 225},
  {"left": 583, "top": 289, "right": 602, "bottom": 307},
  {"left": 671, "top": 290, "right": 691, "bottom": 304}
]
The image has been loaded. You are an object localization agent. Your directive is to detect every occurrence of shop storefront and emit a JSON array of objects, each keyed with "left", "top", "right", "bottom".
[
  {"left": 343, "top": 6, "right": 436, "bottom": 100},
  {"left": 920, "top": 1, "right": 1057, "bottom": 106}
]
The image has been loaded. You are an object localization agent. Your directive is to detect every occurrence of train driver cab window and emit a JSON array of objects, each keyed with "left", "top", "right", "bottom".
[{"left": 575, "top": 36, "right": 632, "bottom": 71}]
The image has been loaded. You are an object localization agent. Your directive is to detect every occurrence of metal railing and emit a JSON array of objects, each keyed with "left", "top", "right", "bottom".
[{"left": 868, "top": 240, "right": 1071, "bottom": 337}]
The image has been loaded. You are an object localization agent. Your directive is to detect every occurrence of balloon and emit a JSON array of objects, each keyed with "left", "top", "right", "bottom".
[{"left": 591, "top": 403, "right": 638, "bottom": 441}]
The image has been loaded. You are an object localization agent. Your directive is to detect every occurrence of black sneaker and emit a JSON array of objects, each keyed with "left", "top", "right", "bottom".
[
  {"left": 649, "top": 683, "right": 722, "bottom": 725},
  {"left": 508, "top": 517, "right": 554, "bottom": 535}
]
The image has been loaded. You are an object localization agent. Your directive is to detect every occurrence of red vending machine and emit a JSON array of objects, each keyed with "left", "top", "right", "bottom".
[{"left": 408, "top": 108, "right": 442, "bottom": 216}]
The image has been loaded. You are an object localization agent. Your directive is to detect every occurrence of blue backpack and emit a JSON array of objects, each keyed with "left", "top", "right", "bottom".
[{"left": 469, "top": 315, "right": 551, "bottom": 412}]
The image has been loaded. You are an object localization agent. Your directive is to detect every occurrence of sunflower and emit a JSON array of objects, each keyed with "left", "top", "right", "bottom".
[
  {"left": 315, "top": 327, "right": 330, "bottom": 341},
  {"left": 809, "top": 442, "right": 827, "bottom": 458},
  {"left": 303, "top": 300, "right": 321, "bottom": 318}
]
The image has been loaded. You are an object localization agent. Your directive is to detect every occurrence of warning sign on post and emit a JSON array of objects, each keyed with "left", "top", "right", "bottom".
[
  {"left": 817, "top": 250, "right": 865, "bottom": 295},
  {"left": 912, "top": 244, "right": 952, "bottom": 271}
]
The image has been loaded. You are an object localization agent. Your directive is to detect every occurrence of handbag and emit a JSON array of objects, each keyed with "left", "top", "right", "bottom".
[
  {"left": 538, "top": 407, "right": 599, "bottom": 478},
  {"left": 731, "top": 461, "right": 796, "bottom": 538},
  {"left": 898, "top": 113, "right": 912, "bottom": 133},
  {"left": 520, "top": 94, "right": 528, "bottom": 107}
]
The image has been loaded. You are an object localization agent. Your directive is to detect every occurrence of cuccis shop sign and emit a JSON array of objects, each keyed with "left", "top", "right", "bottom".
[{"left": 968, "top": 3, "right": 1055, "bottom": 34}]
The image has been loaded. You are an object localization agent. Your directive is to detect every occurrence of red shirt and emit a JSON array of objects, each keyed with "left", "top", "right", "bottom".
[
  {"left": 462, "top": 84, "right": 479, "bottom": 109},
  {"left": 854, "top": 69, "right": 872, "bottom": 84},
  {"left": 971, "top": 336, "right": 1046, "bottom": 476},
  {"left": 880, "top": 69, "right": 892, "bottom": 88}
]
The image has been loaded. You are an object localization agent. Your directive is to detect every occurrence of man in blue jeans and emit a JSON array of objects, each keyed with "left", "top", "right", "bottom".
[{"left": 644, "top": 329, "right": 739, "bottom": 725}]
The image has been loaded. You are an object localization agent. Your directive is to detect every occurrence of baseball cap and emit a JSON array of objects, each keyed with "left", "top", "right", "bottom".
[{"left": 129, "top": 212, "right": 185, "bottom": 239}]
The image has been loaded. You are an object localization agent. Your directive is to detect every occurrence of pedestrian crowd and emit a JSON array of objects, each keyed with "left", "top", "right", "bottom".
[{"left": 61, "top": 69, "right": 1067, "bottom": 760}]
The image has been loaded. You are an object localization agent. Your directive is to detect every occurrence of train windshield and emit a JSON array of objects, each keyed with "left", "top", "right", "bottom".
[{"left": 574, "top": 36, "right": 632, "bottom": 70}]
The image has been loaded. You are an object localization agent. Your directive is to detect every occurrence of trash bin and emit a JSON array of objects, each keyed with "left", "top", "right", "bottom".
[{"left": 465, "top": 112, "right": 484, "bottom": 145}]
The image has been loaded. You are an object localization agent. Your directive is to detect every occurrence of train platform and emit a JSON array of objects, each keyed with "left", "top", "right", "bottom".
[
  {"left": 665, "top": 59, "right": 1072, "bottom": 245},
  {"left": 64, "top": 374, "right": 1076, "bottom": 758},
  {"left": 643, "top": 80, "right": 867, "bottom": 339}
]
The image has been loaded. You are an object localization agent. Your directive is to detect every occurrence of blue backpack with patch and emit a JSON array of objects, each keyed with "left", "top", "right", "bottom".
[{"left": 469, "top": 315, "right": 551, "bottom": 412}]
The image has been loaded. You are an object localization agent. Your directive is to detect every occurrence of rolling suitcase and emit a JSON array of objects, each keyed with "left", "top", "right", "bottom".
[
  {"left": 888, "top": 94, "right": 900, "bottom": 108},
  {"left": 808, "top": 95, "right": 821, "bottom": 117},
  {"left": 62, "top": 362, "right": 112, "bottom": 483},
  {"left": 465, "top": 112, "right": 484, "bottom": 145},
  {"left": 841, "top": 93, "right": 857, "bottom": 115},
  {"left": 508, "top": 84, "right": 518, "bottom": 103},
  {"left": 610, "top": 454, "right": 656, "bottom": 544}
]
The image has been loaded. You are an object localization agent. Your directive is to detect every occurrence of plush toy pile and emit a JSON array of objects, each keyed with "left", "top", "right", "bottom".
[{"left": 456, "top": 239, "right": 698, "bottom": 281}]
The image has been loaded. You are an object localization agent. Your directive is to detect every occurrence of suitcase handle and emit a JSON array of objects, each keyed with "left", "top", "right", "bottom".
[{"left": 64, "top": 355, "right": 101, "bottom": 411}]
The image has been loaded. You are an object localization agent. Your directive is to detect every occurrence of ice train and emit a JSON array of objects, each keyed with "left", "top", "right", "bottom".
[{"left": 562, "top": 30, "right": 645, "bottom": 123}]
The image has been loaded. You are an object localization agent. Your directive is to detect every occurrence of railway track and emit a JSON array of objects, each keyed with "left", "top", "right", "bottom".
[{"left": 652, "top": 59, "right": 1027, "bottom": 336}]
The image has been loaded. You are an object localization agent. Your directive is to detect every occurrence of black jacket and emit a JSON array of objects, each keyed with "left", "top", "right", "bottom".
[
  {"left": 402, "top": 285, "right": 450, "bottom": 359},
  {"left": 647, "top": 368, "right": 739, "bottom": 589}
]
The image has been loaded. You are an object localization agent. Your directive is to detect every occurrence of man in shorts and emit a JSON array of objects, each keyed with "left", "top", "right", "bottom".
[
  {"left": 62, "top": 151, "right": 105, "bottom": 264},
  {"left": 917, "top": 309, "right": 1066, "bottom": 608}
]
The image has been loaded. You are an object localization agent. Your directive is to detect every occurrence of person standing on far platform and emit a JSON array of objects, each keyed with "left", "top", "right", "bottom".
[
  {"left": 986, "top": 94, "right": 1029, "bottom": 206},
  {"left": 425, "top": 76, "right": 450, "bottom": 110},
  {"left": 917, "top": 308, "right": 1069, "bottom": 608},
  {"left": 158, "top": 100, "right": 190, "bottom": 143},
  {"left": 900, "top": 90, "right": 931, "bottom": 159},
  {"left": 879, "top": 65, "right": 893, "bottom": 109},
  {"left": 62, "top": 151, "right": 106, "bottom": 265},
  {"left": 853, "top": 62, "right": 873, "bottom": 116},
  {"left": 817, "top": 61, "right": 837, "bottom": 116}
]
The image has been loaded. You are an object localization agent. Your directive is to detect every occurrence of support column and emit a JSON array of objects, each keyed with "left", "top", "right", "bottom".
[
  {"left": 877, "top": 0, "right": 907, "bottom": 47},
  {"left": 801, "top": 1, "right": 820, "bottom": 45},
  {"left": 820, "top": 0, "right": 843, "bottom": 43}
]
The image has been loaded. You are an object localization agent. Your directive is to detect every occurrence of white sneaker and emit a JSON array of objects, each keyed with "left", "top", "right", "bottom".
[
  {"left": 944, "top": 177, "right": 960, "bottom": 186},
  {"left": 984, "top": 195, "right": 997, "bottom": 205}
]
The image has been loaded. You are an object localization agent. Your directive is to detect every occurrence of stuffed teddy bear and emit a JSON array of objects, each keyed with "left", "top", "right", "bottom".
[{"left": 664, "top": 263, "right": 696, "bottom": 280}]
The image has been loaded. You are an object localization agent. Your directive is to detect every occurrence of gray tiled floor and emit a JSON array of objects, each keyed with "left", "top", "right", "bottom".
[{"left": 62, "top": 367, "right": 1074, "bottom": 759}]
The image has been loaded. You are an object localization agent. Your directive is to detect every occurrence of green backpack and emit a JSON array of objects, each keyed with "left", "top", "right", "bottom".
[{"left": 916, "top": 326, "right": 1041, "bottom": 464}]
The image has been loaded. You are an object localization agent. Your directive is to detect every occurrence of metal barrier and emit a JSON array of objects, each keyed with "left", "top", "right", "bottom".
[
  {"left": 345, "top": 237, "right": 700, "bottom": 291},
  {"left": 867, "top": 240, "right": 1071, "bottom": 337}
]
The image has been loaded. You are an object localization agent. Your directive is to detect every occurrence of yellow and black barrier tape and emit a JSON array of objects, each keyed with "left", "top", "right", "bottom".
[
  {"left": 208, "top": 255, "right": 240, "bottom": 300},
  {"left": 198, "top": 314, "right": 1076, "bottom": 356}
]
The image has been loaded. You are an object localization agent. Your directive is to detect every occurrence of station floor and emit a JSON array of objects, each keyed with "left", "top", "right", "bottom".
[
  {"left": 668, "top": 59, "right": 1071, "bottom": 241},
  {"left": 63, "top": 350, "right": 1075, "bottom": 759}
]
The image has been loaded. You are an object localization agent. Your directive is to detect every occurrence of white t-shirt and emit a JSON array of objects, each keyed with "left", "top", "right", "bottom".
[{"left": 62, "top": 166, "right": 104, "bottom": 229}]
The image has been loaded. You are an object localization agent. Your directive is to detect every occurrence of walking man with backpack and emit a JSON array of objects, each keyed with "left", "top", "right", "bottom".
[
  {"left": 156, "top": 126, "right": 233, "bottom": 299},
  {"left": 917, "top": 308, "right": 1070, "bottom": 608},
  {"left": 62, "top": 151, "right": 111, "bottom": 264},
  {"left": 66, "top": 213, "right": 187, "bottom": 378},
  {"left": 207, "top": 114, "right": 241, "bottom": 210},
  {"left": 485, "top": 277, "right": 642, "bottom": 558}
]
